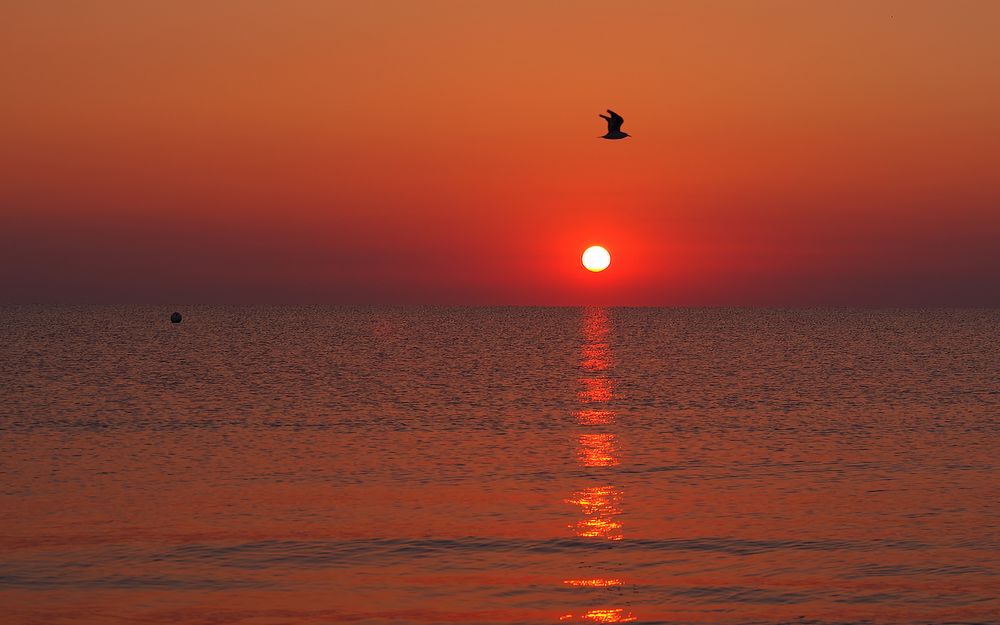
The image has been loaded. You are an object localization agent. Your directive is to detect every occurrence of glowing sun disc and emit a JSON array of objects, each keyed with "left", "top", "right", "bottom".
[{"left": 582, "top": 246, "right": 611, "bottom": 272}]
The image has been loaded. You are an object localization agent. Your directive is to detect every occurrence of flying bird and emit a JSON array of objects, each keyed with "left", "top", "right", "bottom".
[{"left": 599, "top": 109, "right": 629, "bottom": 140}]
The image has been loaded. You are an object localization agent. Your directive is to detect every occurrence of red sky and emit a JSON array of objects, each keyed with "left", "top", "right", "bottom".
[{"left": 1, "top": 1, "right": 998, "bottom": 305}]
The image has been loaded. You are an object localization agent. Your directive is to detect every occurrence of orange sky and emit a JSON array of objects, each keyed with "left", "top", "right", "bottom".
[{"left": 1, "top": 1, "right": 998, "bottom": 304}]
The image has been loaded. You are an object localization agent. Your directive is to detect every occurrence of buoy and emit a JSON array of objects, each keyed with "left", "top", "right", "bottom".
[{"left": 170, "top": 312, "right": 182, "bottom": 323}]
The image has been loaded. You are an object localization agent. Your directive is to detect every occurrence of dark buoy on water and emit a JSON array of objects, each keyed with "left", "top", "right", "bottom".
[{"left": 170, "top": 312, "right": 182, "bottom": 324}]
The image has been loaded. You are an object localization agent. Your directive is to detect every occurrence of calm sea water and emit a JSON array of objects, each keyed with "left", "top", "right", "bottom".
[{"left": 1, "top": 307, "right": 997, "bottom": 625}]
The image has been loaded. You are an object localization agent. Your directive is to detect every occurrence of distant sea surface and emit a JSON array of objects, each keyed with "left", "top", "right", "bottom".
[{"left": 1, "top": 306, "right": 997, "bottom": 625}]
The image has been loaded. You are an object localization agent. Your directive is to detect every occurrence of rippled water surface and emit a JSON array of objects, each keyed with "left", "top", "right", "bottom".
[{"left": 1, "top": 307, "right": 998, "bottom": 624}]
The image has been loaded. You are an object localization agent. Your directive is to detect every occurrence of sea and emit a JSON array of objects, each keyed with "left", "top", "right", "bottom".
[{"left": 1, "top": 306, "right": 997, "bottom": 625}]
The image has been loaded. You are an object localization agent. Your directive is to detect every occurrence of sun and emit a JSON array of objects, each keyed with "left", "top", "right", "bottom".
[{"left": 582, "top": 246, "right": 611, "bottom": 272}]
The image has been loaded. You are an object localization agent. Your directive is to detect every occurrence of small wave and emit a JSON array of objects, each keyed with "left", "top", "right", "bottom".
[{"left": 156, "top": 536, "right": 928, "bottom": 569}]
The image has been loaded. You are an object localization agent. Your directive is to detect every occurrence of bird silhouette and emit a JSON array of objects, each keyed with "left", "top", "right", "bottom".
[{"left": 599, "top": 109, "right": 629, "bottom": 140}]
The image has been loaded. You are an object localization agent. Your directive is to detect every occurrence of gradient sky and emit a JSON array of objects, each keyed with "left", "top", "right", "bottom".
[{"left": 1, "top": 1, "right": 998, "bottom": 305}]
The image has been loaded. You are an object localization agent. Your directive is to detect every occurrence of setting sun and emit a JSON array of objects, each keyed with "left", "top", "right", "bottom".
[{"left": 582, "top": 246, "right": 611, "bottom": 272}]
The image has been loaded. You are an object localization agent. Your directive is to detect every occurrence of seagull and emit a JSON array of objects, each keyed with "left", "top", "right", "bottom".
[{"left": 599, "top": 109, "right": 630, "bottom": 140}]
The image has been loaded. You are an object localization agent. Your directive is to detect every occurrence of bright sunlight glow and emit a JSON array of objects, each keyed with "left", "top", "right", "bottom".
[{"left": 582, "top": 246, "right": 611, "bottom": 272}]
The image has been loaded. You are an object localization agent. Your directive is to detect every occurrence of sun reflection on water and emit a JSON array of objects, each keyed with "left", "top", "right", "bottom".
[
  {"left": 578, "top": 377, "right": 613, "bottom": 403},
  {"left": 560, "top": 307, "right": 636, "bottom": 620},
  {"left": 566, "top": 485, "right": 623, "bottom": 540},
  {"left": 563, "top": 578, "right": 624, "bottom": 587},
  {"left": 565, "top": 485, "right": 622, "bottom": 515},
  {"left": 578, "top": 433, "right": 620, "bottom": 467},
  {"left": 581, "top": 341, "right": 612, "bottom": 372},
  {"left": 580, "top": 378, "right": 612, "bottom": 403},
  {"left": 559, "top": 608, "right": 638, "bottom": 623},
  {"left": 575, "top": 409, "right": 614, "bottom": 426},
  {"left": 581, "top": 608, "right": 638, "bottom": 622}
]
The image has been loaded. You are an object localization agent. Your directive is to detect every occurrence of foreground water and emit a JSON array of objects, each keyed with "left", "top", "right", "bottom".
[{"left": 1, "top": 307, "right": 997, "bottom": 625}]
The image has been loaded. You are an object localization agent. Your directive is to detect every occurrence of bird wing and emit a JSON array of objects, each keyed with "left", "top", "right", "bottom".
[{"left": 606, "top": 109, "right": 624, "bottom": 132}]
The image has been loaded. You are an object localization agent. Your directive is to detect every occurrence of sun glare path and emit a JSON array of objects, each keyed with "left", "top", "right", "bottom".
[
  {"left": 578, "top": 377, "right": 613, "bottom": 402},
  {"left": 561, "top": 307, "right": 633, "bottom": 618},
  {"left": 581, "top": 342, "right": 611, "bottom": 371},
  {"left": 578, "top": 433, "right": 619, "bottom": 467},
  {"left": 576, "top": 409, "right": 615, "bottom": 426},
  {"left": 559, "top": 609, "right": 638, "bottom": 623},
  {"left": 582, "top": 608, "right": 638, "bottom": 623},
  {"left": 563, "top": 578, "right": 624, "bottom": 587},
  {"left": 565, "top": 485, "right": 624, "bottom": 540}
]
